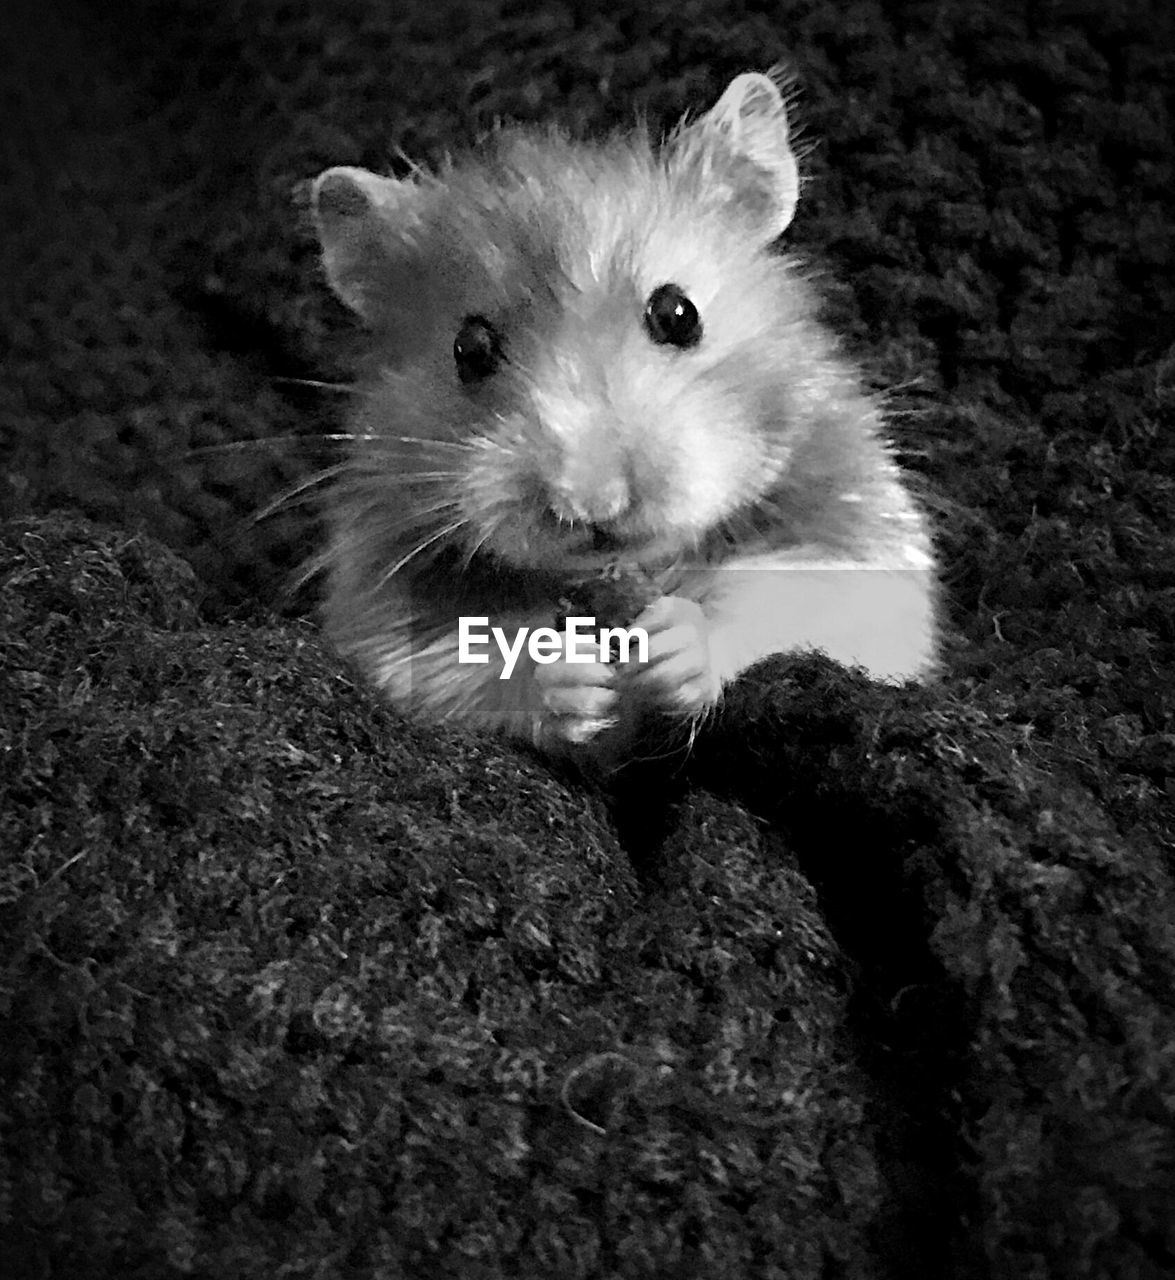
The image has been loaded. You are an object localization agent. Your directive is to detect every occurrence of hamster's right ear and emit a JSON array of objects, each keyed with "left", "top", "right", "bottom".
[
  {"left": 700, "top": 71, "right": 800, "bottom": 237},
  {"left": 311, "top": 166, "right": 419, "bottom": 319}
]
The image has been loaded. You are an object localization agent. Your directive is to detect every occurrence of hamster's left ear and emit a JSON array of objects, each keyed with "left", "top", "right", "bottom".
[{"left": 699, "top": 72, "right": 800, "bottom": 237}]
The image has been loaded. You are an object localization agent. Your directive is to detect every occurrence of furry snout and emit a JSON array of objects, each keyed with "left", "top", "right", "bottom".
[{"left": 545, "top": 472, "right": 631, "bottom": 525}]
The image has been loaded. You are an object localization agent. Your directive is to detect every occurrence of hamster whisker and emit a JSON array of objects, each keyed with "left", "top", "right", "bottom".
[
  {"left": 330, "top": 481, "right": 465, "bottom": 517},
  {"left": 182, "top": 433, "right": 370, "bottom": 460},
  {"left": 318, "top": 494, "right": 436, "bottom": 533},
  {"left": 463, "top": 429, "right": 512, "bottom": 456},
  {"left": 389, "top": 144, "right": 429, "bottom": 181},
  {"left": 380, "top": 470, "right": 467, "bottom": 483},
  {"left": 377, "top": 519, "right": 470, "bottom": 589},
  {"left": 878, "top": 375, "right": 933, "bottom": 400},
  {"left": 250, "top": 462, "right": 356, "bottom": 525},
  {"left": 379, "top": 436, "right": 478, "bottom": 452},
  {"left": 333, "top": 474, "right": 464, "bottom": 495},
  {"left": 286, "top": 544, "right": 339, "bottom": 599},
  {"left": 269, "top": 376, "right": 358, "bottom": 394},
  {"left": 630, "top": 733, "right": 695, "bottom": 768},
  {"left": 288, "top": 509, "right": 467, "bottom": 603},
  {"left": 387, "top": 497, "right": 466, "bottom": 521},
  {"left": 457, "top": 522, "right": 504, "bottom": 573}
]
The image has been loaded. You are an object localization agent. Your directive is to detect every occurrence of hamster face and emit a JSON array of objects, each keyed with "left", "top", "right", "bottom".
[
  {"left": 310, "top": 74, "right": 939, "bottom": 750},
  {"left": 314, "top": 73, "right": 838, "bottom": 579}
]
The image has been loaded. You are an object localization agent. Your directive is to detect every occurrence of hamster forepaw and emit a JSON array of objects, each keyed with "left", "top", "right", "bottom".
[
  {"left": 629, "top": 595, "right": 722, "bottom": 719},
  {"left": 534, "top": 651, "right": 619, "bottom": 746}
]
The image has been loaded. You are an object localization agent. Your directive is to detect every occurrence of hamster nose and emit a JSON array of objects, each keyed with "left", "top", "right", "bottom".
[{"left": 548, "top": 474, "right": 631, "bottom": 524}]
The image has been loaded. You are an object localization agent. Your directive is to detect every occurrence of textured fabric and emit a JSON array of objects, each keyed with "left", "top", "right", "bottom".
[{"left": 2, "top": 0, "right": 1174, "bottom": 1276}]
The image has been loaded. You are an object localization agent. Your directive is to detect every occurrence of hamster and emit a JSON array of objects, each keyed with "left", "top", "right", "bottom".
[{"left": 308, "top": 70, "right": 938, "bottom": 766}]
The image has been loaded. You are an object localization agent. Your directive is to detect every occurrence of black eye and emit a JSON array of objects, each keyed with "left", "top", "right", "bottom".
[
  {"left": 454, "top": 315, "right": 504, "bottom": 383},
  {"left": 644, "top": 283, "right": 703, "bottom": 349}
]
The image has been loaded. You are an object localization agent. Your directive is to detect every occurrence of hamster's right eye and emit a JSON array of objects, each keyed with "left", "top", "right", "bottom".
[{"left": 454, "top": 315, "right": 504, "bottom": 384}]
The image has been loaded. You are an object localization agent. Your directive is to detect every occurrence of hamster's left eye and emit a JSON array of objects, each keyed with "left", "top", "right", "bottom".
[
  {"left": 644, "top": 283, "right": 703, "bottom": 349},
  {"left": 454, "top": 315, "right": 504, "bottom": 384}
]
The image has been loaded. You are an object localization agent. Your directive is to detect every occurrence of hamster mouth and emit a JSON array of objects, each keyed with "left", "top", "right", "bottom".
[
  {"left": 557, "top": 530, "right": 675, "bottom": 576},
  {"left": 527, "top": 508, "right": 678, "bottom": 571},
  {"left": 587, "top": 524, "right": 625, "bottom": 554},
  {"left": 550, "top": 517, "right": 632, "bottom": 558},
  {"left": 536, "top": 506, "right": 616, "bottom": 547}
]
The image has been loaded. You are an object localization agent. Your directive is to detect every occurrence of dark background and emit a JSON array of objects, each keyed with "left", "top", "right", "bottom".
[
  {"left": 5, "top": 0, "right": 1174, "bottom": 632},
  {"left": 3, "top": 1, "right": 1175, "bottom": 1276}
]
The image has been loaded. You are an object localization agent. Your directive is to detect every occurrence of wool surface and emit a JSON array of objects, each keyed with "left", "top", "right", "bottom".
[{"left": 2, "top": 1, "right": 1174, "bottom": 1276}]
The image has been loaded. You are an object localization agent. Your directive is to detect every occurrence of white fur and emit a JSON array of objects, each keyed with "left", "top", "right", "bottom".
[{"left": 311, "top": 71, "right": 940, "bottom": 763}]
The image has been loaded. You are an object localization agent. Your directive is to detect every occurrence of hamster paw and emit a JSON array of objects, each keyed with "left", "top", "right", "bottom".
[
  {"left": 629, "top": 595, "right": 722, "bottom": 719},
  {"left": 535, "top": 652, "right": 619, "bottom": 745}
]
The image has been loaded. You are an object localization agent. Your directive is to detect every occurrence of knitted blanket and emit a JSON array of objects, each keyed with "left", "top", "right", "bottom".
[{"left": 3, "top": 1, "right": 1174, "bottom": 1276}]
